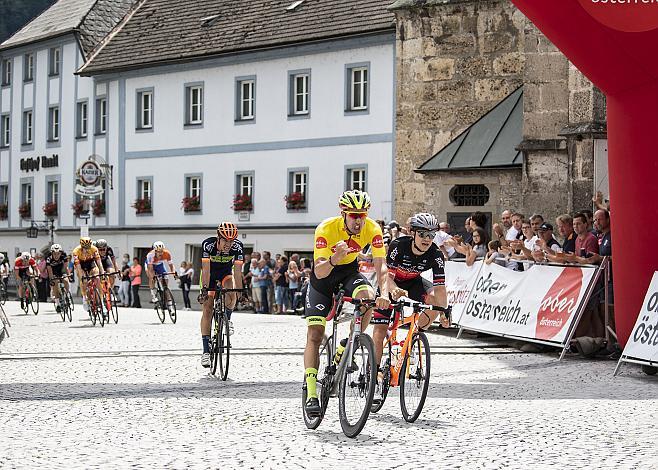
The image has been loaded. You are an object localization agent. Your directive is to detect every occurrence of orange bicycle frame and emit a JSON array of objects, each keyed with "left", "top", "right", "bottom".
[{"left": 385, "top": 305, "right": 424, "bottom": 387}]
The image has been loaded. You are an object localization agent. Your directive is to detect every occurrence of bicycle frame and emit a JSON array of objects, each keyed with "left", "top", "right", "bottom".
[{"left": 385, "top": 305, "right": 422, "bottom": 387}]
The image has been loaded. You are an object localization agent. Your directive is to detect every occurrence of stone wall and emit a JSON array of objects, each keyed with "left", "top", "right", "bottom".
[{"left": 393, "top": 0, "right": 527, "bottom": 221}]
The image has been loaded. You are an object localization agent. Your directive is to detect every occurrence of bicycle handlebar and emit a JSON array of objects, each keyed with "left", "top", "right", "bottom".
[{"left": 342, "top": 296, "right": 451, "bottom": 313}]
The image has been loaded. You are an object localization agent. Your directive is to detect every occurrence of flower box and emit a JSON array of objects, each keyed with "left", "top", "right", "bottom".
[
  {"left": 232, "top": 194, "right": 253, "bottom": 212},
  {"left": 182, "top": 196, "right": 201, "bottom": 212},
  {"left": 93, "top": 199, "right": 106, "bottom": 216},
  {"left": 43, "top": 202, "right": 58, "bottom": 217},
  {"left": 71, "top": 200, "right": 89, "bottom": 218},
  {"left": 285, "top": 191, "right": 306, "bottom": 210},
  {"left": 132, "top": 198, "right": 152, "bottom": 215},
  {"left": 18, "top": 202, "right": 31, "bottom": 219}
]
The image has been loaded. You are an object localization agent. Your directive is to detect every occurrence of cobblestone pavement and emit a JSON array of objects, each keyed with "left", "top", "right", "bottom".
[{"left": 0, "top": 300, "right": 656, "bottom": 469}]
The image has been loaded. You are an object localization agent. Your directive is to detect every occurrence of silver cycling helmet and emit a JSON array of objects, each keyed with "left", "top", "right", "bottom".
[
  {"left": 51, "top": 244, "right": 62, "bottom": 252},
  {"left": 95, "top": 239, "right": 107, "bottom": 248},
  {"left": 409, "top": 213, "right": 438, "bottom": 231}
]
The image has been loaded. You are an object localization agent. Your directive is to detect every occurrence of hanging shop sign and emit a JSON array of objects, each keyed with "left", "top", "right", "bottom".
[{"left": 75, "top": 158, "right": 104, "bottom": 196}]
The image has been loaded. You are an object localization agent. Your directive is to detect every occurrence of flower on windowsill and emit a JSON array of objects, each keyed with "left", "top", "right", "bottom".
[
  {"left": 182, "top": 196, "right": 201, "bottom": 212},
  {"left": 18, "top": 202, "right": 31, "bottom": 219},
  {"left": 0, "top": 204, "right": 7, "bottom": 220},
  {"left": 93, "top": 199, "right": 106, "bottom": 216},
  {"left": 285, "top": 191, "right": 306, "bottom": 210},
  {"left": 232, "top": 194, "right": 253, "bottom": 212},
  {"left": 71, "top": 200, "right": 89, "bottom": 217},
  {"left": 132, "top": 197, "right": 152, "bottom": 214},
  {"left": 43, "top": 202, "right": 58, "bottom": 217}
]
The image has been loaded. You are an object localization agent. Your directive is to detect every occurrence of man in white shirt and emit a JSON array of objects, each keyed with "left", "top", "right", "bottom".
[{"left": 433, "top": 228, "right": 455, "bottom": 259}]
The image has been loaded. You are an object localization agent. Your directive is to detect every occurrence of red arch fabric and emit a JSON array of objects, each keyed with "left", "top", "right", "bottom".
[{"left": 511, "top": 0, "right": 658, "bottom": 345}]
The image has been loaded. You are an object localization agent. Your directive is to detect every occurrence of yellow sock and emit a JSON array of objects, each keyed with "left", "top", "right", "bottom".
[{"left": 305, "top": 368, "right": 318, "bottom": 399}]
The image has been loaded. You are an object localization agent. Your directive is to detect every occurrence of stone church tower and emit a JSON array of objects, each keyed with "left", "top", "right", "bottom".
[{"left": 390, "top": 0, "right": 607, "bottom": 233}]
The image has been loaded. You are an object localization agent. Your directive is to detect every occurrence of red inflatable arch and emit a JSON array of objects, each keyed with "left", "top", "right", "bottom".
[{"left": 511, "top": 0, "right": 658, "bottom": 345}]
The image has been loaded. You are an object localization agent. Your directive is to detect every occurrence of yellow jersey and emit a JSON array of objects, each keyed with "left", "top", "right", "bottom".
[
  {"left": 72, "top": 245, "right": 100, "bottom": 263},
  {"left": 313, "top": 216, "right": 386, "bottom": 265}
]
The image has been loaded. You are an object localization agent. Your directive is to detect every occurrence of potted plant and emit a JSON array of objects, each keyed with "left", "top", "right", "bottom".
[
  {"left": 93, "top": 199, "right": 106, "bottom": 216},
  {"left": 285, "top": 191, "right": 306, "bottom": 210},
  {"left": 182, "top": 195, "right": 201, "bottom": 212},
  {"left": 132, "top": 197, "right": 152, "bottom": 214},
  {"left": 0, "top": 204, "right": 7, "bottom": 220},
  {"left": 18, "top": 202, "right": 31, "bottom": 219},
  {"left": 43, "top": 202, "right": 58, "bottom": 217},
  {"left": 71, "top": 200, "right": 89, "bottom": 217},
  {"left": 232, "top": 194, "right": 253, "bottom": 212}
]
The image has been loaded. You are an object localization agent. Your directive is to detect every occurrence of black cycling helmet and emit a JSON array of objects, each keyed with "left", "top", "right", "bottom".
[{"left": 409, "top": 213, "right": 438, "bottom": 231}]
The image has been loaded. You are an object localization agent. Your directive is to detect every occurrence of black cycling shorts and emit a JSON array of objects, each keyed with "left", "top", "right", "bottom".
[
  {"left": 79, "top": 259, "right": 96, "bottom": 273},
  {"left": 372, "top": 276, "right": 434, "bottom": 325},
  {"left": 101, "top": 257, "right": 114, "bottom": 271},
  {"left": 303, "top": 262, "right": 373, "bottom": 323},
  {"left": 50, "top": 265, "right": 64, "bottom": 278}
]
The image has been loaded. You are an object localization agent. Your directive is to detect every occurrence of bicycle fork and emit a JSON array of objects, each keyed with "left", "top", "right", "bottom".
[{"left": 328, "top": 310, "right": 363, "bottom": 397}]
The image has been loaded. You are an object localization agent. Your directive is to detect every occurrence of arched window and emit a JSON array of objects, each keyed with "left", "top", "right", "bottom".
[{"left": 450, "top": 185, "right": 490, "bottom": 206}]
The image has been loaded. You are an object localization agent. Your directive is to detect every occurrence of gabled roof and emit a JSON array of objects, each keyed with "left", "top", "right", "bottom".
[
  {"left": 417, "top": 87, "right": 524, "bottom": 173},
  {"left": 0, "top": 0, "right": 137, "bottom": 55},
  {"left": 78, "top": 0, "right": 396, "bottom": 75}
]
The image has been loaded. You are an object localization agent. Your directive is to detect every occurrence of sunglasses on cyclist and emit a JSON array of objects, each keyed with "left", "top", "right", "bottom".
[
  {"left": 415, "top": 230, "right": 436, "bottom": 240},
  {"left": 345, "top": 212, "right": 368, "bottom": 220}
]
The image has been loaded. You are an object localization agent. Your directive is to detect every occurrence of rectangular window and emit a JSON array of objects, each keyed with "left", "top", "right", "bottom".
[
  {"left": 47, "top": 180, "right": 59, "bottom": 204},
  {"left": 292, "top": 73, "right": 309, "bottom": 115},
  {"left": 23, "top": 53, "right": 34, "bottom": 82},
  {"left": 77, "top": 101, "right": 88, "bottom": 137},
  {"left": 138, "top": 178, "right": 151, "bottom": 201},
  {"left": 348, "top": 168, "right": 367, "bottom": 191},
  {"left": 239, "top": 174, "right": 253, "bottom": 196},
  {"left": 137, "top": 90, "right": 153, "bottom": 129},
  {"left": 21, "top": 182, "right": 32, "bottom": 208},
  {"left": 347, "top": 65, "right": 369, "bottom": 111},
  {"left": 0, "top": 184, "right": 7, "bottom": 206},
  {"left": 238, "top": 79, "right": 255, "bottom": 120},
  {"left": 23, "top": 110, "right": 33, "bottom": 144},
  {"left": 96, "top": 97, "right": 107, "bottom": 134},
  {"left": 187, "top": 176, "right": 201, "bottom": 198},
  {"left": 48, "top": 106, "right": 60, "bottom": 141},
  {"left": 186, "top": 85, "right": 203, "bottom": 125},
  {"left": 49, "top": 47, "right": 61, "bottom": 76},
  {"left": 292, "top": 171, "right": 307, "bottom": 195},
  {"left": 1, "top": 59, "right": 10, "bottom": 86},
  {"left": 1, "top": 115, "right": 9, "bottom": 147}
]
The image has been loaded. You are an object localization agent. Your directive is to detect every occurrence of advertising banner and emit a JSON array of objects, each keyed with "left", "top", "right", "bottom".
[
  {"left": 441, "top": 261, "right": 483, "bottom": 322},
  {"left": 615, "top": 272, "right": 658, "bottom": 374},
  {"left": 456, "top": 262, "right": 597, "bottom": 345}
]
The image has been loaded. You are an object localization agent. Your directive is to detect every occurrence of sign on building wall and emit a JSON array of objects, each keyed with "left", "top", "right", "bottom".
[
  {"left": 75, "top": 158, "right": 104, "bottom": 197},
  {"left": 615, "top": 272, "right": 658, "bottom": 375}
]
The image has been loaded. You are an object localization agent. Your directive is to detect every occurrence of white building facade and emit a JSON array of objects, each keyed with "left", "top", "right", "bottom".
[{"left": 1, "top": 0, "right": 397, "bottom": 275}]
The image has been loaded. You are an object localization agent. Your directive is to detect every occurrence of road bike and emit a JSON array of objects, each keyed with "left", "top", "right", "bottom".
[
  {"left": 82, "top": 273, "right": 106, "bottom": 327},
  {"left": 20, "top": 276, "right": 39, "bottom": 315},
  {"left": 52, "top": 275, "right": 74, "bottom": 322},
  {"left": 154, "top": 272, "right": 177, "bottom": 324},
  {"left": 371, "top": 299, "right": 451, "bottom": 423},
  {"left": 100, "top": 272, "right": 120, "bottom": 324},
  {"left": 209, "top": 285, "right": 247, "bottom": 380},
  {"left": 301, "top": 291, "right": 378, "bottom": 438}
]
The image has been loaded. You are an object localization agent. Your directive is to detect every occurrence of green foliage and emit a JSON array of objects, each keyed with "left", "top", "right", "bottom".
[{"left": 0, "top": 0, "right": 54, "bottom": 43}]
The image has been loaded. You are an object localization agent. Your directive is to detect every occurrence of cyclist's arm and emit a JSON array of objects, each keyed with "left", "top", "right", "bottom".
[
  {"left": 233, "top": 262, "right": 243, "bottom": 289},
  {"left": 373, "top": 256, "right": 388, "bottom": 299},
  {"left": 94, "top": 254, "right": 105, "bottom": 275},
  {"left": 47, "top": 265, "right": 54, "bottom": 279},
  {"left": 430, "top": 256, "right": 448, "bottom": 308},
  {"left": 201, "top": 259, "right": 210, "bottom": 289},
  {"left": 13, "top": 266, "right": 21, "bottom": 282}
]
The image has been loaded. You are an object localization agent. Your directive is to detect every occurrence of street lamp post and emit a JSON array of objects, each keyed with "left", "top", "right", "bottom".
[{"left": 26, "top": 219, "right": 55, "bottom": 245}]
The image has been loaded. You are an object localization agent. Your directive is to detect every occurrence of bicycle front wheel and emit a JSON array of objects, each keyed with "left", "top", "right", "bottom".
[
  {"left": 217, "top": 313, "right": 230, "bottom": 381},
  {"left": 110, "top": 291, "right": 119, "bottom": 324},
  {"left": 67, "top": 290, "right": 75, "bottom": 312},
  {"left": 399, "top": 332, "right": 431, "bottom": 423},
  {"left": 338, "top": 334, "right": 376, "bottom": 438},
  {"left": 29, "top": 285, "right": 39, "bottom": 315},
  {"left": 95, "top": 289, "right": 105, "bottom": 327},
  {"left": 302, "top": 335, "right": 332, "bottom": 430},
  {"left": 164, "top": 287, "right": 177, "bottom": 324},
  {"left": 371, "top": 341, "right": 391, "bottom": 413},
  {"left": 155, "top": 291, "right": 166, "bottom": 324},
  {"left": 210, "top": 311, "right": 220, "bottom": 376},
  {"left": 58, "top": 299, "right": 66, "bottom": 321}
]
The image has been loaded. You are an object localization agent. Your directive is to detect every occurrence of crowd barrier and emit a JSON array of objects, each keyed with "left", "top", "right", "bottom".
[{"left": 443, "top": 257, "right": 611, "bottom": 360}]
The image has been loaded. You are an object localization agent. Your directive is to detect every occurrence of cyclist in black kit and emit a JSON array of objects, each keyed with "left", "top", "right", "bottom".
[
  {"left": 46, "top": 244, "right": 70, "bottom": 313},
  {"left": 372, "top": 213, "right": 450, "bottom": 367}
]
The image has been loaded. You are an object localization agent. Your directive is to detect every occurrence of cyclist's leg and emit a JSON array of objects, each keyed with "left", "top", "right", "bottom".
[
  {"left": 221, "top": 274, "right": 237, "bottom": 313},
  {"left": 17, "top": 272, "right": 25, "bottom": 299},
  {"left": 371, "top": 302, "right": 393, "bottom": 367},
  {"left": 344, "top": 273, "right": 376, "bottom": 328},
  {"left": 303, "top": 284, "right": 332, "bottom": 401},
  {"left": 419, "top": 281, "right": 449, "bottom": 329},
  {"left": 52, "top": 278, "right": 61, "bottom": 300},
  {"left": 149, "top": 264, "right": 164, "bottom": 301}
]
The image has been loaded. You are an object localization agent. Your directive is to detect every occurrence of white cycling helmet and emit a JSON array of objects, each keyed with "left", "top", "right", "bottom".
[
  {"left": 21, "top": 251, "right": 30, "bottom": 260},
  {"left": 153, "top": 241, "right": 165, "bottom": 251},
  {"left": 51, "top": 244, "right": 62, "bottom": 252},
  {"left": 0, "top": 253, "right": 5, "bottom": 262}
]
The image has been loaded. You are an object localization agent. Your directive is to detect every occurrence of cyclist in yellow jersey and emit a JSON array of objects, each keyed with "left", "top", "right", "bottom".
[
  {"left": 72, "top": 237, "right": 105, "bottom": 312},
  {"left": 303, "top": 190, "right": 390, "bottom": 417}
]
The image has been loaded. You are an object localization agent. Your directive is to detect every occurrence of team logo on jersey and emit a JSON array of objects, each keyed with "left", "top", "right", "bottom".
[
  {"left": 315, "top": 304, "right": 326, "bottom": 311},
  {"left": 316, "top": 237, "right": 328, "bottom": 249},
  {"left": 372, "top": 235, "right": 384, "bottom": 249}
]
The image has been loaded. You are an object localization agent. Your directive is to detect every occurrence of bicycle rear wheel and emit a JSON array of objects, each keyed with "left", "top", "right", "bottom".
[
  {"left": 371, "top": 341, "right": 391, "bottom": 413},
  {"left": 217, "top": 312, "right": 230, "bottom": 381},
  {"left": 164, "top": 287, "right": 177, "bottom": 324},
  {"left": 302, "top": 335, "right": 332, "bottom": 430},
  {"left": 209, "top": 311, "right": 220, "bottom": 376},
  {"left": 400, "top": 332, "right": 431, "bottom": 423},
  {"left": 29, "top": 285, "right": 39, "bottom": 315},
  {"left": 338, "top": 334, "right": 376, "bottom": 438},
  {"left": 89, "top": 294, "right": 97, "bottom": 326},
  {"left": 65, "top": 299, "right": 72, "bottom": 322}
]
